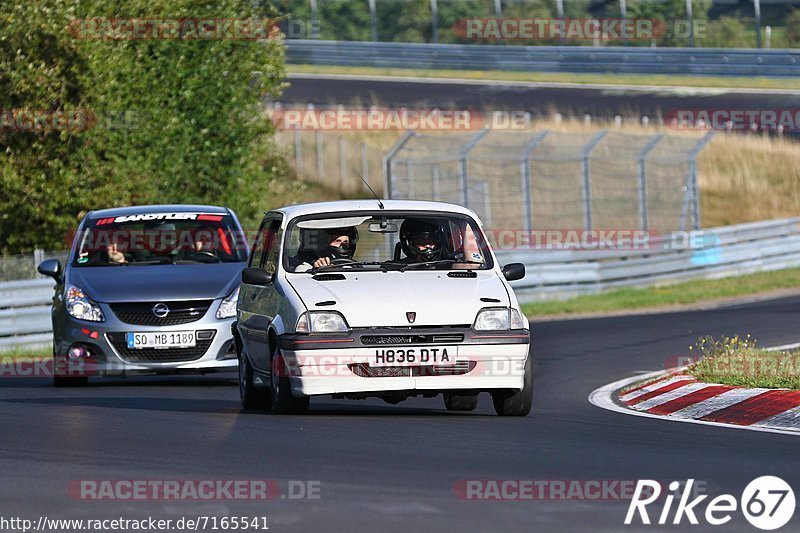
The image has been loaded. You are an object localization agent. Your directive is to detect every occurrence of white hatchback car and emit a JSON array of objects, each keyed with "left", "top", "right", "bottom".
[{"left": 234, "top": 200, "right": 531, "bottom": 415}]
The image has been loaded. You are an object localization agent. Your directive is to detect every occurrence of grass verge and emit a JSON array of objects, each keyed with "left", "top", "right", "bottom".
[
  {"left": 0, "top": 348, "right": 49, "bottom": 361},
  {"left": 287, "top": 64, "right": 800, "bottom": 91},
  {"left": 521, "top": 266, "right": 800, "bottom": 317},
  {"left": 686, "top": 335, "right": 800, "bottom": 389}
]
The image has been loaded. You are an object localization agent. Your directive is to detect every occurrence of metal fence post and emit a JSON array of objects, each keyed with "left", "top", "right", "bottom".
[
  {"left": 316, "top": 130, "right": 324, "bottom": 180},
  {"left": 580, "top": 130, "right": 608, "bottom": 231},
  {"left": 33, "top": 249, "right": 45, "bottom": 278},
  {"left": 361, "top": 142, "right": 369, "bottom": 188},
  {"left": 294, "top": 128, "right": 302, "bottom": 173},
  {"left": 637, "top": 133, "right": 664, "bottom": 232},
  {"left": 368, "top": 0, "right": 378, "bottom": 41},
  {"left": 519, "top": 130, "right": 550, "bottom": 232},
  {"left": 339, "top": 136, "right": 347, "bottom": 190},
  {"left": 430, "top": 0, "right": 439, "bottom": 43},
  {"left": 459, "top": 129, "right": 490, "bottom": 208},
  {"left": 309, "top": 0, "right": 320, "bottom": 39},
  {"left": 432, "top": 164, "right": 441, "bottom": 201},
  {"left": 383, "top": 130, "right": 416, "bottom": 200},
  {"left": 690, "top": 131, "right": 714, "bottom": 230}
]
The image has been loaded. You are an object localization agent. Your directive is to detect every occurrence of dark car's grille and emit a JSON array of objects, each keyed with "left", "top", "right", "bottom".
[
  {"left": 106, "top": 331, "right": 215, "bottom": 363},
  {"left": 110, "top": 300, "right": 212, "bottom": 326},
  {"left": 361, "top": 334, "right": 464, "bottom": 345},
  {"left": 348, "top": 361, "right": 475, "bottom": 377}
]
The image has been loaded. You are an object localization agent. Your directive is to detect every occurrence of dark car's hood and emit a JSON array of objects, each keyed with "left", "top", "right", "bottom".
[{"left": 67, "top": 263, "right": 244, "bottom": 303}]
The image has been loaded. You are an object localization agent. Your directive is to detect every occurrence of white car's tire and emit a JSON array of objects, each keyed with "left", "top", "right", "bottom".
[
  {"left": 238, "top": 350, "right": 271, "bottom": 410},
  {"left": 491, "top": 354, "right": 533, "bottom": 416},
  {"left": 270, "top": 349, "right": 309, "bottom": 415},
  {"left": 443, "top": 391, "right": 479, "bottom": 411}
]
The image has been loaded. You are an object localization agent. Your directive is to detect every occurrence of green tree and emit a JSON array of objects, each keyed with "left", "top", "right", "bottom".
[
  {"left": 0, "top": 0, "right": 288, "bottom": 253},
  {"left": 785, "top": 9, "right": 800, "bottom": 47},
  {"left": 703, "top": 16, "right": 751, "bottom": 48}
]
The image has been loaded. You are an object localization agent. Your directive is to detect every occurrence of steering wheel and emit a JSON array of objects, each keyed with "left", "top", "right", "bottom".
[
  {"left": 331, "top": 258, "right": 358, "bottom": 265},
  {"left": 183, "top": 251, "right": 221, "bottom": 263}
]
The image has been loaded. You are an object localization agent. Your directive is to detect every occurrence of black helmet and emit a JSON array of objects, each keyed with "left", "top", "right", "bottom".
[
  {"left": 400, "top": 218, "right": 443, "bottom": 261},
  {"left": 323, "top": 227, "right": 358, "bottom": 260}
]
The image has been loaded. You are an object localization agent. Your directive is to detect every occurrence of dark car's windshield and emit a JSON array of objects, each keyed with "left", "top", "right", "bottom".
[{"left": 72, "top": 212, "right": 248, "bottom": 266}]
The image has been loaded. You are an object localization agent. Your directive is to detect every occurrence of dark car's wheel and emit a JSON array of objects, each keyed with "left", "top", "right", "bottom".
[
  {"left": 491, "top": 354, "right": 533, "bottom": 417},
  {"left": 270, "top": 348, "right": 309, "bottom": 415},
  {"left": 238, "top": 349, "right": 271, "bottom": 410},
  {"left": 53, "top": 374, "right": 88, "bottom": 387},
  {"left": 443, "top": 391, "right": 479, "bottom": 411}
]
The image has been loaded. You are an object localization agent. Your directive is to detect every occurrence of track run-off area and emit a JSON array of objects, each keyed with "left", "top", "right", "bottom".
[{"left": 2, "top": 293, "right": 800, "bottom": 531}]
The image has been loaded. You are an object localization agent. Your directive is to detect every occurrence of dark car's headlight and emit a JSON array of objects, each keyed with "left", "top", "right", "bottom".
[
  {"left": 216, "top": 286, "right": 239, "bottom": 319},
  {"left": 473, "top": 307, "right": 526, "bottom": 331},
  {"left": 65, "top": 285, "right": 105, "bottom": 322}
]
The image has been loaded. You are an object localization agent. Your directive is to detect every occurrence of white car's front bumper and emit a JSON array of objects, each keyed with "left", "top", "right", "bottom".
[{"left": 278, "top": 339, "right": 530, "bottom": 397}]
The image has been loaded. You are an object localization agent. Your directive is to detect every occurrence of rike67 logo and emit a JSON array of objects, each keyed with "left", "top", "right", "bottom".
[{"left": 626, "top": 477, "right": 795, "bottom": 530}]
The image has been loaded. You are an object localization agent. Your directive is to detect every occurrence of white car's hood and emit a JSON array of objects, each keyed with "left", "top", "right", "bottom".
[{"left": 287, "top": 271, "right": 510, "bottom": 328}]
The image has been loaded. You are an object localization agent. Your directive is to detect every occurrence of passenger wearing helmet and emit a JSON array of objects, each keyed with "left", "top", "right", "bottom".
[
  {"left": 398, "top": 218, "right": 448, "bottom": 265},
  {"left": 291, "top": 227, "right": 358, "bottom": 272}
]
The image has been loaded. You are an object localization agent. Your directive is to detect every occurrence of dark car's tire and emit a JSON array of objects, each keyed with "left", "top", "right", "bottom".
[
  {"left": 270, "top": 350, "right": 309, "bottom": 415},
  {"left": 52, "top": 349, "right": 88, "bottom": 387},
  {"left": 53, "top": 375, "right": 88, "bottom": 387},
  {"left": 443, "top": 391, "right": 479, "bottom": 411},
  {"left": 491, "top": 355, "right": 533, "bottom": 417},
  {"left": 238, "top": 351, "right": 271, "bottom": 410}
]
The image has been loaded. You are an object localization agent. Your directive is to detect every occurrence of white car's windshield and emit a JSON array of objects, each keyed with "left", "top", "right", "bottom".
[{"left": 283, "top": 212, "right": 493, "bottom": 273}]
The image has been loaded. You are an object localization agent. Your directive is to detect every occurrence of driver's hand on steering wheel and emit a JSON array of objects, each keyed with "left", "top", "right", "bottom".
[{"left": 312, "top": 256, "right": 332, "bottom": 268}]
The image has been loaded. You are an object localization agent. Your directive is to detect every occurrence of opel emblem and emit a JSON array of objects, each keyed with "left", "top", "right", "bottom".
[
  {"left": 406, "top": 312, "right": 416, "bottom": 324},
  {"left": 152, "top": 303, "right": 170, "bottom": 318}
]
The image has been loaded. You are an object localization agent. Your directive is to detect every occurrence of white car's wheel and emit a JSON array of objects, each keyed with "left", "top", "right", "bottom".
[
  {"left": 491, "top": 354, "right": 533, "bottom": 416},
  {"left": 443, "top": 391, "right": 479, "bottom": 411},
  {"left": 238, "top": 348, "right": 270, "bottom": 410},
  {"left": 269, "top": 347, "right": 309, "bottom": 415}
]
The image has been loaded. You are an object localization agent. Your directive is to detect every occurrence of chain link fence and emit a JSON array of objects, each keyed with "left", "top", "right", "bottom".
[
  {"left": 385, "top": 129, "right": 713, "bottom": 234},
  {"left": 0, "top": 250, "right": 69, "bottom": 283}
]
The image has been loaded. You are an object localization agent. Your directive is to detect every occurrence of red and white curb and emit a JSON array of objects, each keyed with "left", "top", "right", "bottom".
[{"left": 589, "top": 370, "right": 800, "bottom": 436}]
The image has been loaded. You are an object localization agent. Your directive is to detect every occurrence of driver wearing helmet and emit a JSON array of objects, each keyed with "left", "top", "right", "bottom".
[
  {"left": 291, "top": 227, "right": 358, "bottom": 272},
  {"left": 398, "top": 218, "right": 449, "bottom": 266}
]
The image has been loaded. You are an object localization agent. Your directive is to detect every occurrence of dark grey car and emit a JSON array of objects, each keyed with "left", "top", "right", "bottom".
[{"left": 37, "top": 205, "right": 248, "bottom": 386}]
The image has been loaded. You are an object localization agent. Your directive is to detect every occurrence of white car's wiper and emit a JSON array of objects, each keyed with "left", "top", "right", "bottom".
[{"left": 312, "top": 261, "right": 405, "bottom": 273}]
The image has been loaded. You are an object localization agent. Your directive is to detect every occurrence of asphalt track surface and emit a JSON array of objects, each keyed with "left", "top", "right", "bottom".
[
  {"left": 282, "top": 74, "right": 800, "bottom": 119},
  {"left": 2, "top": 295, "right": 800, "bottom": 532}
]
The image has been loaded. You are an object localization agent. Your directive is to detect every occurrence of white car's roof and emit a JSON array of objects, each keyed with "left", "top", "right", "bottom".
[{"left": 271, "top": 199, "right": 481, "bottom": 221}]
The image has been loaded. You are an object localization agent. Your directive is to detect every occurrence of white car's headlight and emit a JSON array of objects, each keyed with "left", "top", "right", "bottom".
[
  {"left": 216, "top": 286, "right": 240, "bottom": 319},
  {"left": 473, "top": 307, "right": 526, "bottom": 331},
  {"left": 296, "top": 311, "right": 349, "bottom": 333},
  {"left": 65, "top": 285, "right": 105, "bottom": 322}
]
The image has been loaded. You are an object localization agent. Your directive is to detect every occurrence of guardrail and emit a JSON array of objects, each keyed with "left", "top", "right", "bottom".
[
  {"left": 2, "top": 217, "right": 800, "bottom": 352},
  {"left": 500, "top": 217, "right": 800, "bottom": 302},
  {"left": 285, "top": 40, "right": 800, "bottom": 77},
  {"left": 0, "top": 278, "right": 54, "bottom": 352}
]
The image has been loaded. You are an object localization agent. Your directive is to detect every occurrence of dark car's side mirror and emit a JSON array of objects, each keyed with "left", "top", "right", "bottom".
[
  {"left": 242, "top": 267, "right": 273, "bottom": 286},
  {"left": 502, "top": 263, "right": 525, "bottom": 282},
  {"left": 37, "top": 259, "right": 63, "bottom": 281}
]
